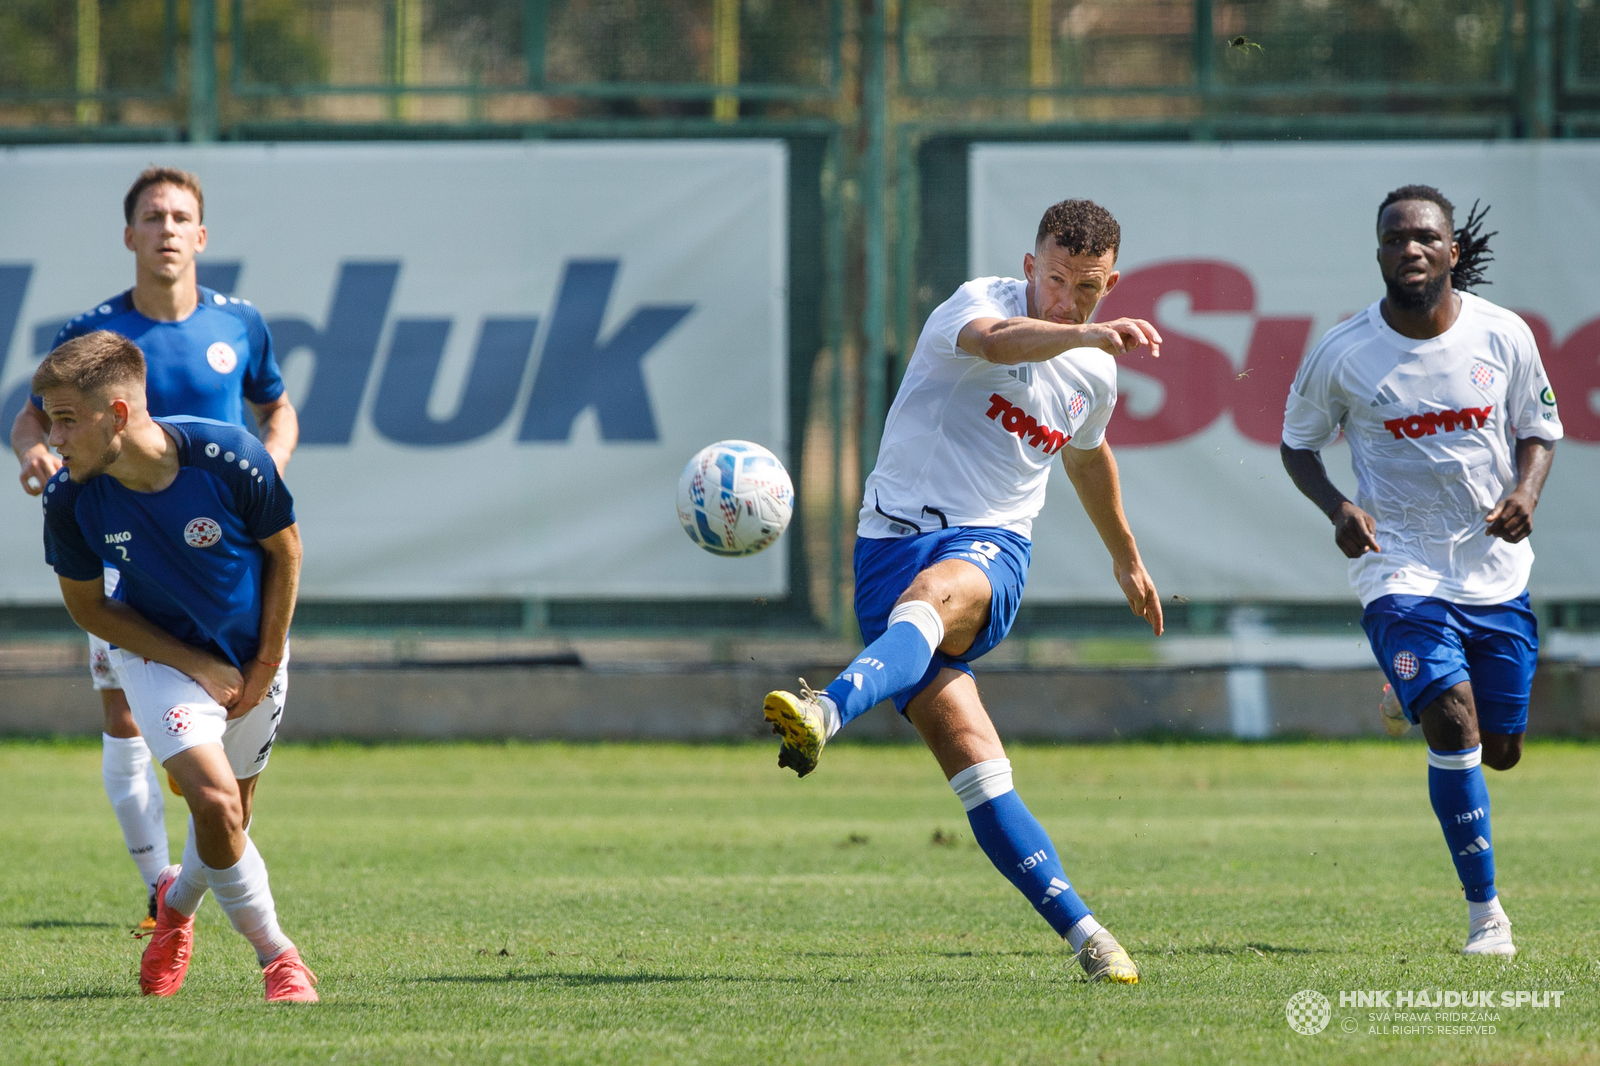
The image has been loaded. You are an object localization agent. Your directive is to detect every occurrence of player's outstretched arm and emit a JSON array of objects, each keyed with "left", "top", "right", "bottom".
[
  {"left": 1485, "top": 437, "right": 1555, "bottom": 543},
  {"left": 1059, "top": 441, "right": 1164, "bottom": 636},
  {"left": 229, "top": 523, "right": 303, "bottom": 716},
  {"left": 1280, "top": 444, "right": 1381, "bottom": 559},
  {"left": 958, "top": 316, "right": 1162, "bottom": 365},
  {"left": 10, "top": 403, "right": 61, "bottom": 495},
  {"left": 250, "top": 396, "right": 300, "bottom": 473},
  {"left": 57, "top": 575, "right": 243, "bottom": 705}
]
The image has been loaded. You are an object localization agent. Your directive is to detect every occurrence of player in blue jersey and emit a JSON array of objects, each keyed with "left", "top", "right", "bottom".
[
  {"left": 36, "top": 330, "right": 317, "bottom": 1002},
  {"left": 762, "top": 201, "right": 1163, "bottom": 983},
  {"left": 8, "top": 166, "right": 298, "bottom": 928}
]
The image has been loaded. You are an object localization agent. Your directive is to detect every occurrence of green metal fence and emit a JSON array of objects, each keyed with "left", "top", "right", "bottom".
[{"left": 2, "top": 0, "right": 1598, "bottom": 637}]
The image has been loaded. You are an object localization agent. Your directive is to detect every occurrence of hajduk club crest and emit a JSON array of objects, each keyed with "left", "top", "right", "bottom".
[{"left": 184, "top": 517, "right": 222, "bottom": 548}]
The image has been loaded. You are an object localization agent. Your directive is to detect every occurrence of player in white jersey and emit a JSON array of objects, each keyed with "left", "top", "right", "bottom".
[
  {"left": 763, "top": 200, "right": 1165, "bottom": 983},
  {"left": 1281, "top": 185, "right": 1561, "bottom": 957}
]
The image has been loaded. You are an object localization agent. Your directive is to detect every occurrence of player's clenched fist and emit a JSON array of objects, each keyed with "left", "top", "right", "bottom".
[
  {"left": 16, "top": 443, "right": 62, "bottom": 495},
  {"left": 1330, "top": 500, "right": 1382, "bottom": 559},
  {"left": 1082, "top": 317, "right": 1162, "bottom": 358},
  {"left": 190, "top": 656, "right": 244, "bottom": 710}
]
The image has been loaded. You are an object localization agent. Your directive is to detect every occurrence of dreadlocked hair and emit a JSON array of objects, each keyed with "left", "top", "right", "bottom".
[
  {"left": 1377, "top": 184, "right": 1497, "bottom": 291},
  {"left": 1451, "top": 200, "right": 1496, "bottom": 291}
]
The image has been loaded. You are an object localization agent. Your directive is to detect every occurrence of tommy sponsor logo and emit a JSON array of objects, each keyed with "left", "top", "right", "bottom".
[
  {"left": 985, "top": 394, "right": 1070, "bottom": 454},
  {"left": 183, "top": 517, "right": 222, "bottom": 548},
  {"left": 1458, "top": 834, "right": 1492, "bottom": 856},
  {"left": 1393, "top": 650, "right": 1420, "bottom": 681},
  {"left": 1382, "top": 405, "right": 1492, "bottom": 440},
  {"left": 162, "top": 705, "right": 195, "bottom": 737}
]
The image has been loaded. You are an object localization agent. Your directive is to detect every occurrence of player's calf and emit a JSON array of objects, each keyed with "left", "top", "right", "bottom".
[{"left": 949, "top": 758, "right": 1137, "bottom": 983}]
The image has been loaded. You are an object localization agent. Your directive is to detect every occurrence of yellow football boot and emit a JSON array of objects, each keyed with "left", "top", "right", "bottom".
[
  {"left": 762, "top": 682, "right": 828, "bottom": 778},
  {"left": 1076, "top": 929, "right": 1140, "bottom": 984},
  {"left": 1379, "top": 683, "right": 1411, "bottom": 737}
]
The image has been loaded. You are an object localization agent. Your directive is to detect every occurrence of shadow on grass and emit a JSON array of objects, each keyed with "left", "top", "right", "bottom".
[
  {"left": 790, "top": 949, "right": 1057, "bottom": 960},
  {"left": 1, "top": 989, "right": 130, "bottom": 1002},
  {"left": 416, "top": 971, "right": 804, "bottom": 987},
  {"left": 12, "top": 920, "right": 120, "bottom": 930},
  {"left": 1173, "top": 943, "right": 1323, "bottom": 956}
]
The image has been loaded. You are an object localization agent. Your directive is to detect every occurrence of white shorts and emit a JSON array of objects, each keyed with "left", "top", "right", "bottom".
[
  {"left": 108, "top": 647, "right": 289, "bottom": 779},
  {"left": 88, "top": 568, "right": 121, "bottom": 691}
]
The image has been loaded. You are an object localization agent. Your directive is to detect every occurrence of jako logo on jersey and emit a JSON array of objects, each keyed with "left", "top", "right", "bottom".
[
  {"left": 162, "top": 705, "right": 194, "bottom": 737},
  {"left": 206, "top": 341, "right": 238, "bottom": 374},
  {"left": 103, "top": 531, "right": 131, "bottom": 544},
  {"left": 184, "top": 517, "right": 222, "bottom": 548},
  {"left": 985, "top": 394, "right": 1070, "bottom": 454},
  {"left": 1382, "top": 406, "right": 1492, "bottom": 440},
  {"left": 1393, "top": 650, "right": 1420, "bottom": 681}
]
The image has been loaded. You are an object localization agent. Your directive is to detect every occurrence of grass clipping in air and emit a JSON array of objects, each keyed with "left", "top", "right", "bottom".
[{"left": 1, "top": 739, "right": 1596, "bottom": 1065}]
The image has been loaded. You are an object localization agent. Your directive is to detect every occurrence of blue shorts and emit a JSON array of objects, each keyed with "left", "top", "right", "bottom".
[
  {"left": 1362, "top": 592, "right": 1537, "bottom": 736},
  {"left": 853, "top": 527, "right": 1031, "bottom": 713}
]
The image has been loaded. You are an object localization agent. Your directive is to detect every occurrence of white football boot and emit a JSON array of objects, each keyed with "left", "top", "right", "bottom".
[{"left": 1463, "top": 916, "right": 1516, "bottom": 957}]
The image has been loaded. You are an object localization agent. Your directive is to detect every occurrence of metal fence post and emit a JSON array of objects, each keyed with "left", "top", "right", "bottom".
[
  {"left": 1028, "top": 0, "right": 1053, "bottom": 122},
  {"left": 860, "top": 0, "right": 888, "bottom": 485},
  {"left": 190, "top": 0, "right": 217, "bottom": 141},
  {"left": 1528, "top": 0, "right": 1555, "bottom": 136},
  {"left": 76, "top": 0, "right": 101, "bottom": 126},
  {"left": 713, "top": 0, "right": 740, "bottom": 122}
]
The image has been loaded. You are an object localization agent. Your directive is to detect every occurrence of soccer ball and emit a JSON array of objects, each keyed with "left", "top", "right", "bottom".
[{"left": 677, "top": 440, "right": 794, "bottom": 557}]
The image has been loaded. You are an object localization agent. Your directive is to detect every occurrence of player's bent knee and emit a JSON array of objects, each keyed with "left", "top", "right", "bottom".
[{"left": 1481, "top": 737, "right": 1522, "bottom": 771}]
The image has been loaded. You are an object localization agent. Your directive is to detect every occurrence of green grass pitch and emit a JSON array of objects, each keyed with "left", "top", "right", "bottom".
[{"left": 1, "top": 738, "right": 1596, "bottom": 1065}]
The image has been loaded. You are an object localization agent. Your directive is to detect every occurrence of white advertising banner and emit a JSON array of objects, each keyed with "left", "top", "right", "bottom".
[
  {"left": 971, "top": 142, "right": 1600, "bottom": 602},
  {"left": 0, "top": 142, "right": 788, "bottom": 601}
]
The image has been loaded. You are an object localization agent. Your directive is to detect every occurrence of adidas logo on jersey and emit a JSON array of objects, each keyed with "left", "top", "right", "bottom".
[
  {"left": 1382, "top": 405, "right": 1492, "bottom": 440},
  {"left": 1370, "top": 383, "right": 1401, "bottom": 407},
  {"left": 985, "top": 394, "right": 1070, "bottom": 454}
]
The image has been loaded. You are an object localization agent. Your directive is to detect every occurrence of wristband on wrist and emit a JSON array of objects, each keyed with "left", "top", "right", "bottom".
[{"left": 255, "top": 656, "right": 283, "bottom": 668}]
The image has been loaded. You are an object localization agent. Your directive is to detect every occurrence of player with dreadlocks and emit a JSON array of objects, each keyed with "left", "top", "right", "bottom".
[{"left": 1280, "top": 185, "right": 1563, "bottom": 956}]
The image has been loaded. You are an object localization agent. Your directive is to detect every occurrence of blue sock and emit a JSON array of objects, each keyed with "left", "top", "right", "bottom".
[
  {"left": 952, "top": 760, "right": 1092, "bottom": 938},
  {"left": 824, "top": 601, "right": 944, "bottom": 729},
  {"left": 1428, "top": 747, "right": 1496, "bottom": 903}
]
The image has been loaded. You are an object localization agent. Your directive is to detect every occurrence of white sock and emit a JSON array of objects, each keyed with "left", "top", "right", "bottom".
[
  {"left": 948, "top": 758, "right": 1014, "bottom": 811},
  {"left": 817, "top": 694, "right": 842, "bottom": 739},
  {"left": 101, "top": 734, "right": 169, "bottom": 891},
  {"left": 164, "top": 818, "right": 209, "bottom": 917},
  {"left": 1468, "top": 895, "right": 1507, "bottom": 931},
  {"left": 1066, "top": 915, "right": 1104, "bottom": 953},
  {"left": 205, "top": 838, "right": 295, "bottom": 965}
]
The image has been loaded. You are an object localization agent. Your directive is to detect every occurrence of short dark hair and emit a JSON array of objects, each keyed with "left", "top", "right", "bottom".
[
  {"left": 33, "top": 331, "right": 146, "bottom": 398},
  {"left": 1035, "top": 199, "right": 1121, "bottom": 259},
  {"left": 1377, "top": 184, "right": 1496, "bottom": 291},
  {"left": 123, "top": 166, "right": 205, "bottom": 224}
]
